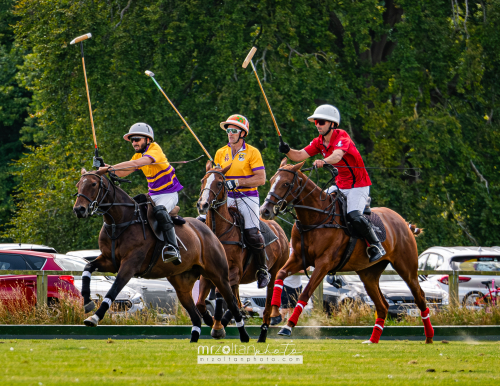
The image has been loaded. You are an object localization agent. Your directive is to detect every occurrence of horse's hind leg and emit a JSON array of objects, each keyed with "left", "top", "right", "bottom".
[
  {"left": 357, "top": 261, "right": 390, "bottom": 344},
  {"left": 270, "top": 255, "right": 303, "bottom": 324},
  {"left": 196, "top": 276, "right": 214, "bottom": 327},
  {"left": 168, "top": 273, "right": 203, "bottom": 343},
  {"left": 391, "top": 260, "right": 434, "bottom": 343}
]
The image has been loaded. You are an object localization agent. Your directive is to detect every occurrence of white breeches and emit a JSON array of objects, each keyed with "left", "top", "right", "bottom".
[
  {"left": 150, "top": 192, "right": 179, "bottom": 213},
  {"left": 325, "top": 186, "right": 370, "bottom": 214}
]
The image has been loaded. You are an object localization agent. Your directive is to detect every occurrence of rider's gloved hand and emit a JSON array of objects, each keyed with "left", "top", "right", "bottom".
[
  {"left": 225, "top": 180, "right": 238, "bottom": 190},
  {"left": 278, "top": 141, "right": 291, "bottom": 154}
]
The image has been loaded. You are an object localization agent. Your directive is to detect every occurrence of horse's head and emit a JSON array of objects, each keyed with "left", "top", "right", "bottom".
[
  {"left": 197, "top": 160, "right": 231, "bottom": 215},
  {"left": 260, "top": 158, "right": 305, "bottom": 220},
  {"left": 73, "top": 168, "right": 109, "bottom": 218}
]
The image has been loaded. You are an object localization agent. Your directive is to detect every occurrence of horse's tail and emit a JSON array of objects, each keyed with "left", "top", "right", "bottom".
[{"left": 407, "top": 223, "right": 423, "bottom": 237}]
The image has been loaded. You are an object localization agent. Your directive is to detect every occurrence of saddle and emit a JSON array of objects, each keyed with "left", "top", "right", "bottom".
[{"left": 132, "top": 194, "right": 185, "bottom": 278}]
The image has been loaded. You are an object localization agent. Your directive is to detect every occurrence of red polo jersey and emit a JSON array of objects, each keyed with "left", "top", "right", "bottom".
[{"left": 303, "top": 129, "right": 371, "bottom": 189}]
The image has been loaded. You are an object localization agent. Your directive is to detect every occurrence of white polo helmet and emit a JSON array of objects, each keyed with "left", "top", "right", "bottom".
[
  {"left": 307, "top": 104, "right": 341, "bottom": 125},
  {"left": 123, "top": 122, "right": 154, "bottom": 141}
]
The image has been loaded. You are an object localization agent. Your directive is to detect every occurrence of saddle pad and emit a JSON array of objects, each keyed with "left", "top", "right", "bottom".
[
  {"left": 364, "top": 212, "right": 387, "bottom": 243},
  {"left": 260, "top": 220, "right": 278, "bottom": 247}
]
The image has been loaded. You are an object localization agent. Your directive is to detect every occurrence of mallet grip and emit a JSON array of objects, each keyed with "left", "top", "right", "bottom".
[
  {"left": 242, "top": 47, "right": 257, "bottom": 69},
  {"left": 70, "top": 33, "right": 92, "bottom": 45}
]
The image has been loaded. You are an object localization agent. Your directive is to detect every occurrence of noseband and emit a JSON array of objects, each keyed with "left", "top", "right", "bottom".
[
  {"left": 199, "top": 169, "right": 228, "bottom": 210},
  {"left": 75, "top": 173, "right": 111, "bottom": 216},
  {"left": 264, "top": 168, "right": 309, "bottom": 215}
]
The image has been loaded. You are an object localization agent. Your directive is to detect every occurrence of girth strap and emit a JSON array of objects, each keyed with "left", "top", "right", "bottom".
[
  {"left": 104, "top": 218, "right": 146, "bottom": 271},
  {"left": 328, "top": 237, "right": 358, "bottom": 275}
]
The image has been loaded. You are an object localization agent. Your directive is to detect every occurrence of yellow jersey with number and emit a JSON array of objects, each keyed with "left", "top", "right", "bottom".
[{"left": 214, "top": 141, "right": 264, "bottom": 199}]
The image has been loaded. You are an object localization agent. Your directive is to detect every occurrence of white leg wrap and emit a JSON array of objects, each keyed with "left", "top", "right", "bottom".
[
  {"left": 235, "top": 320, "right": 245, "bottom": 328},
  {"left": 82, "top": 271, "right": 92, "bottom": 278},
  {"left": 283, "top": 325, "right": 292, "bottom": 331},
  {"left": 103, "top": 298, "right": 112, "bottom": 306},
  {"left": 192, "top": 326, "right": 201, "bottom": 334}
]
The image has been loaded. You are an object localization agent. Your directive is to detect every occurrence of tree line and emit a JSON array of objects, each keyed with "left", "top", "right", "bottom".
[{"left": 0, "top": 0, "right": 498, "bottom": 252}]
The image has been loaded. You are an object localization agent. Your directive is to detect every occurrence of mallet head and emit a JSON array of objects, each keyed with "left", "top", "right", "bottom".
[
  {"left": 242, "top": 47, "right": 257, "bottom": 69},
  {"left": 70, "top": 33, "right": 92, "bottom": 45},
  {"left": 145, "top": 70, "right": 155, "bottom": 77}
]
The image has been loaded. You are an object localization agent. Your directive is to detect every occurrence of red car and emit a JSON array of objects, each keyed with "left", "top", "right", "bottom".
[{"left": 0, "top": 250, "right": 81, "bottom": 306}]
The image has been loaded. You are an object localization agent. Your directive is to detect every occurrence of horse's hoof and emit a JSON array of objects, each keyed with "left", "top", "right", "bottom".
[
  {"left": 257, "top": 323, "right": 268, "bottom": 343},
  {"left": 362, "top": 340, "right": 374, "bottom": 344},
  {"left": 190, "top": 330, "right": 200, "bottom": 343},
  {"left": 83, "top": 315, "right": 99, "bottom": 327},
  {"left": 202, "top": 311, "right": 214, "bottom": 327},
  {"left": 211, "top": 328, "right": 226, "bottom": 339},
  {"left": 270, "top": 315, "right": 282, "bottom": 326},
  {"left": 425, "top": 337, "right": 433, "bottom": 344},
  {"left": 84, "top": 301, "right": 96, "bottom": 313},
  {"left": 277, "top": 326, "right": 292, "bottom": 336}
]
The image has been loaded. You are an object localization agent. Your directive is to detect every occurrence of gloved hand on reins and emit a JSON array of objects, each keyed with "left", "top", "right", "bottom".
[{"left": 225, "top": 180, "right": 238, "bottom": 190}]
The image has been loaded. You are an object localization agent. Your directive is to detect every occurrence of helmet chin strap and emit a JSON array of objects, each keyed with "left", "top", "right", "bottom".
[{"left": 322, "top": 122, "right": 338, "bottom": 137}]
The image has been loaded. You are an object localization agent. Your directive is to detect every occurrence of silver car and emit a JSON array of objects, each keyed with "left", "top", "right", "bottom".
[
  {"left": 54, "top": 254, "right": 144, "bottom": 314},
  {"left": 418, "top": 246, "right": 500, "bottom": 305}
]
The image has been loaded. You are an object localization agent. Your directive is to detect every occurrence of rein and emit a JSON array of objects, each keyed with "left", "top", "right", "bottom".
[{"left": 76, "top": 173, "right": 148, "bottom": 270}]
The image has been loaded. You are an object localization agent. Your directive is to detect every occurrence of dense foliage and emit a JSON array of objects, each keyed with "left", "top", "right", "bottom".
[{"left": 1, "top": 0, "right": 499, "bottom": 252}]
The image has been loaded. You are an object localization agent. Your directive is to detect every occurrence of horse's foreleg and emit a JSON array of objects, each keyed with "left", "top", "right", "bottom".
[
  {"left": 83, "top": 263, "right": 136, "bottom": 327},
  {"left": 196, "top": 276, "right": 214, "bottom": 327},
  {"left": 212, "top": 283, "right": 249, "bottom": 343},
  {"left": 278, "top": 259, "right": 329, "bottom": 337},
  {"left": 357, "top": 263, "right": 390, "bottom": 344},
  {"left": 270, "top": 256, "right": 303, "bottom": 324},
  {"left": 258, "top": 276, "right": 276, "bottom": 343},
  {"left": 81, "top": 257, "right": 114, "bottom": 314}
]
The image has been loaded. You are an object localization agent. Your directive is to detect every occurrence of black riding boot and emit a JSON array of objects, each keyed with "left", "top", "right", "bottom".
[
  {"left": 245, "top": 227, "right": 270, "bottom": 288},
  {"left": 153, "top": 205, "right": 181, "bottom": 265},
  {"left": 347, "top": 210, "right": 386, "bottom": 263}
]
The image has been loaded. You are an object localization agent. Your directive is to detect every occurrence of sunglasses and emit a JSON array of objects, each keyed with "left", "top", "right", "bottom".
[
  {"left": 130, "top": 137, "right": 145, "bottom": 143},
  {"left": 314, "top": 119, "right": 328, "bottom": 126},
  {"left": 226, "top": 128, "right": 241, "bottom": 134}
]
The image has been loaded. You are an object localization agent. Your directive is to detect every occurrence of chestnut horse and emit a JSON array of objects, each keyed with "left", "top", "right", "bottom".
[
  {"left": 196, "top": 162, "right": 289, "bottom": 342},
  {"left": 73, "top": 169, "right": 250, "bottom": 343},
  {"left": 260, "top": 159, "right": 434, "bottom": 344}
]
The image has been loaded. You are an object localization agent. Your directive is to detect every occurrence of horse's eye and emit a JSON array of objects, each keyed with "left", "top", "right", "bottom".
[
  {"left": 217, "top": 182, "right": 222, "bottom": 186},
  {"left": 92, "top": 183, "right": 97, "bottom": 187},
  {"left": 283, "top": 183, "right": 290, "bottom": 187}
]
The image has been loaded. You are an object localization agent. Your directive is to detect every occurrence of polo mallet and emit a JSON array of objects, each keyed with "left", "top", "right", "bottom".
[
  {"left": 242, "top": 47, "right": 285, "bottom": 147},
  {"left": 144, "top": 70, "right": 213, "bottom": 162},
  {"left": 70, "top": 33, "right": 104, "bottom": 169}
]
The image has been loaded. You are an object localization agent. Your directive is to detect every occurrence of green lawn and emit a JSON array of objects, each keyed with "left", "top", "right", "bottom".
[{"left": 1, "top": 338, "right": 499, "bottom": 385}]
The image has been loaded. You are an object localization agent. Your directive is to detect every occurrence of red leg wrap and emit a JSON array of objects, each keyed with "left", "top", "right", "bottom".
[
  {"left": 421, "top": 308, "right": 434, "bottom": 338},
  {"left": 271, "top": 280, "right": 284, "bottom": 307},
  {"left": 369, "top": 318, "right": 385, "bottom": 343},
  {"left": 288, "top": 300, "right": 307, "bottom": 326}
]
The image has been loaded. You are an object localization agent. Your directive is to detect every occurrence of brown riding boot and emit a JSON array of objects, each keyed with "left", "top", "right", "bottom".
[{"left": 245, "top": 227, "right": 270, "bottom": 288}]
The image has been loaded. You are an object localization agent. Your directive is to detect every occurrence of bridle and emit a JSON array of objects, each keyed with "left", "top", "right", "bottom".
[
  {"left": 75, "top": 173, "right": 113, "bottom": 216},
  {"left": 199, "top": 169, "right": 228, "bottom": 210}
]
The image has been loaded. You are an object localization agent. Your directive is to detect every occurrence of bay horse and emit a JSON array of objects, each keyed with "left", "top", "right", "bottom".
[
  {"left": 259, "top": 159, "right": 433, "bottom": 344},
  {"left": 73, "top": 168, "right": 250, "bottom": 343},
  {"left": 195, "top": 162, "right": 289, "bottom": 342}
]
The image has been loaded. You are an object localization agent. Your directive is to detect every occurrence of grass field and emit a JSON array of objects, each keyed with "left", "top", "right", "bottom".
[{"left": 1, "top": 338, "right": 499, "bottom": 385}]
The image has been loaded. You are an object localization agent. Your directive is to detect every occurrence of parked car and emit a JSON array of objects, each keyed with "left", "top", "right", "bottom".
[
  {"left": 419, "top": 246, "right": 500, "bottom": 305},
  {"left": 65, "top": 252, "right": 177, "bottom": 313},
  {"left": 0, "top": 250, "right": 80, "bottom": 306},
  {"left": 0, "top": 243, "right": 57, "bottom": 253},
  {"left": 323, "top": 270, "right": 448, "bottom": 317},
  {"left": 66, "top": 249, "right": 100, "bottom": 262},
  {"left": 54, "top": 254, "right": 145, "bottom": 314}
]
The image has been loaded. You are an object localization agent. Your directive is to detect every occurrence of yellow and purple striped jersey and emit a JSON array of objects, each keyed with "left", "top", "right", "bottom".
[
  {"left": 131, "top": 142, "right": 183, "bottom": 196},
  {"left": 214, "top": 141, "right": 265, "bottom": 199}
]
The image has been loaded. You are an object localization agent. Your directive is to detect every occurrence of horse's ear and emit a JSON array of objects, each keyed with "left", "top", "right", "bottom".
[
  {"left": 96, "top": 168, "right": 107, "bottom": 176},
  {"left": 81, "top": 168, "right": 87, "bottom": 175},
  {"left": 205, "top": 160, "right": 212, "bottom": 172},
  {"left": 221, "top": 165, "right": 231, "bottom": 175},
  {"left": 280, "top": 157, "right": 288, "bottom": 167},
  {"left": 291, "top": 161, "right": 306, "bottom": 171}
]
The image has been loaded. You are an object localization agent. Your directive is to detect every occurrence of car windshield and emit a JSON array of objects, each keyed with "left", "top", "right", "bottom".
[{"left": 53, "top": 255, "right": 87, "bottom": 277}]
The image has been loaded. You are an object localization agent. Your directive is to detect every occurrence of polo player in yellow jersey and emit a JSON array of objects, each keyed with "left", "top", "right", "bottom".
[
  {"left": 199, "top": 114, "right": 270, "bottom": 288},
  {"left": 99, "top": 123, "right": 183, "bottom": 264}
]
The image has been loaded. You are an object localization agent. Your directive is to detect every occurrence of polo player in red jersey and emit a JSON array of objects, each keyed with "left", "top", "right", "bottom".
[{"left": 278, "top": 104, "right": 386, "bottom": 263}]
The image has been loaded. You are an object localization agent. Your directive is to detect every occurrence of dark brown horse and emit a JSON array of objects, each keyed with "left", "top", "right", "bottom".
[
  {"left": 195, "top": 162, "right": 289, "bottom": 342},
  {"left": 260, "top": 159, "right": 434, "bottom": 344},
  {"left": 73, "top": 168, "right": 249, "bottom": 343}
]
